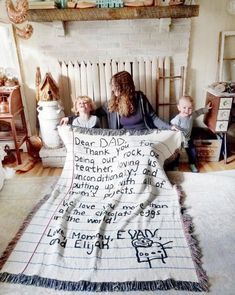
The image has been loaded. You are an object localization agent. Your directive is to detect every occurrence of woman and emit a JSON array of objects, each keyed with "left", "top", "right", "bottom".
[{"left": 96, "top": 71, "right": 174, "bottom": 130}]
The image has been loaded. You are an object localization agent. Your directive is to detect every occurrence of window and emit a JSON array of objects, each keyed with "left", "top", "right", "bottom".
[
  {"left": 218, "top": 31, "right": 235, "bottom": 82},
  {"left": 0, "top": 24, "right": 18, "bottom": 78}
]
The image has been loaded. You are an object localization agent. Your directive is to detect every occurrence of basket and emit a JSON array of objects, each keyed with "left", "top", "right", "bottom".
[{"left": 194, "top": 139, "right": 222, "bottom": 162}]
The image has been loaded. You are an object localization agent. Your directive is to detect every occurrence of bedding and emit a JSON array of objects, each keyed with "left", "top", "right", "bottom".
[{"left": 0, "top": 126, "right": 209, "bottom": 292}]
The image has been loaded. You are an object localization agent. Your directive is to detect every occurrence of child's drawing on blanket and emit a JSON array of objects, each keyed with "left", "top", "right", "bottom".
[{"left": 130, "top": 229, "right": 173, "bottom": 268}]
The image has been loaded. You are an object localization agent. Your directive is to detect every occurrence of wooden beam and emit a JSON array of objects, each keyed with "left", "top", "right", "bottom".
[{"left": 27, "top": 5, "right": 199, "bottom": 22}]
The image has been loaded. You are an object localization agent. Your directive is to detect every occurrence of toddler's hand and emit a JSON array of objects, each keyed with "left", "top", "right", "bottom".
[
  {"left": 60, "top": 117, "right": 69, "bottom": 125},
  {"left": 171, "top": 125, "right": 179, "bottom": 131},
  {"left": 207, "top": 101, "right": 212, "bottom": 109}
]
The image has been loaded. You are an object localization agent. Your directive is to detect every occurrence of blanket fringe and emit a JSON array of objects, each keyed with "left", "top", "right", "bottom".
[
  {"left": 175, "top": 184, "right": 209, "bottom": 292},
  {"left": 70, "top": 126, "right": 161, "bottom": 136},
  {"left": 0, "top": 272, "right": 208, "bottom": 292}
]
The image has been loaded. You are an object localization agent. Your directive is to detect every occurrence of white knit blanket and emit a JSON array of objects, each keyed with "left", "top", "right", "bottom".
[{"left": 0, "top": 127, "right": 208, "bottom": 292}]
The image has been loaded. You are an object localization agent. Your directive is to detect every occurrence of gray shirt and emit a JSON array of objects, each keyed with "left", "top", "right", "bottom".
[
  {"left": 170, "top": 107, "right": 209, "bottom": 147},
  {"left": 95, "top": 91, "right": 171, "bottom": 130}
]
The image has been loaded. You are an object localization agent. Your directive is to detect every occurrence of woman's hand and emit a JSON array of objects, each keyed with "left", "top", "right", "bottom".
[
  {"left": 171, "top": 125, "right": 179, "bottom": 131},
  {"left": 60, "top": 117, "right": 69, "bottom": 125}
]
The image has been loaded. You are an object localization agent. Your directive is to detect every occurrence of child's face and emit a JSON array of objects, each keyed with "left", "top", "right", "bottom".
[
  {"left": 76, "top": 99, "right": 92, "bottom": 114},
  {"left": 177, "top": 98, "right": 193, "bottom": 117}
]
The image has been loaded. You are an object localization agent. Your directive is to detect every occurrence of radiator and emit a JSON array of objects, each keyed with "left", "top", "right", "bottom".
[{"left": 58, "top": 57, "right": 184, "bottom": 122}]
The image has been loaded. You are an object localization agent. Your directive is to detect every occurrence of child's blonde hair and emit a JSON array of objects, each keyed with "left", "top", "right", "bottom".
[
  {"left": 72, "top": 96, "right": 96, "bottom": 115},
  {"left": 177, "top": 95, "right": 194, "bottom": 106}
]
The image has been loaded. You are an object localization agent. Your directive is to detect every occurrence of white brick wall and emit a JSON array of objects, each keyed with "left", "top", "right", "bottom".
[
  {"left": 19, "top": 18, "right": 191, "bottom": 136},
  {"left": 21, "top": 18, "right": 191, "bottom": 84},
  {"left": 18, "top": 18, "right": 192, "bottom": 166}
]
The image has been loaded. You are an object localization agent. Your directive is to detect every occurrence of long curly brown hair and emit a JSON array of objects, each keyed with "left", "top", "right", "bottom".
[{"left": 108, "top": 71, "right": 136, "bottom": 117}]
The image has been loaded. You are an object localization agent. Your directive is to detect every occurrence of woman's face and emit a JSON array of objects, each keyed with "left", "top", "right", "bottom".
[{"left": 111, "top": 79, "right": 120, "bottom": 97}]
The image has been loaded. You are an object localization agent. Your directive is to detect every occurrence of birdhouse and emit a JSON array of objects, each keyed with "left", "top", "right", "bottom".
[{"left": 39, "top": 72, "right": 59, "bottom": 101}]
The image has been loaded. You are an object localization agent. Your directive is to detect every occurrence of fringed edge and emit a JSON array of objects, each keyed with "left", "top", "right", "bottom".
[
  {"left": 70, "top": 126, "right": 162, "bottom": 136},
  {"left": 164, "top": 148, "right": 180, "bottom": 167},
  {"left": 175, "top": 184, "right": 210, "bottom": 292},
  {"left": 0, "top": 273, "right": 208, "bottom": 292},
  {"left": 0, "top": 191, "right": 53, "bottom": 270}
]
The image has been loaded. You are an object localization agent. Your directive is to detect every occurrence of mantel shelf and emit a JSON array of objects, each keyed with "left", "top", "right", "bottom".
[{"left": 27, "top": 5, "right": 199, "bottom": 22}]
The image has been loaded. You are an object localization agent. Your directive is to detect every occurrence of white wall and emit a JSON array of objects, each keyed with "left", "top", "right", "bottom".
[
  {"left": 188, "top": 0, "right": 235, "bottom": 109},
  {"left": 0, "top": 0, "right": 235, "bottom": 134},
  {"left": 19, "top": 18, "right": 191, "bottom": 134}
]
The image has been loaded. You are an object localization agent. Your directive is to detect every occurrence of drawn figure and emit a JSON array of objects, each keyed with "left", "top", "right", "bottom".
[{"left": 131, "top": 229, "right": 173, "bottom": 268}]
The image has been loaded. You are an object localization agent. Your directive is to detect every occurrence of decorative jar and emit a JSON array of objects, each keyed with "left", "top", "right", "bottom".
[{"left": 37, "top": 100, "right": 65, "bottom": 148}]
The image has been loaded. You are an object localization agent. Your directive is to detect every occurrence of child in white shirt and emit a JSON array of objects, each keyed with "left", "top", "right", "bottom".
[
  {"left": 60, "top": 96, "right": 100, "bottom": 128},
  {"left": 171, "top": 95, "right": 212, "bottom": 172}
]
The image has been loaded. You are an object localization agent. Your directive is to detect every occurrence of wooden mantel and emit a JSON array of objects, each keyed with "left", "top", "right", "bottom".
[{"left": 27, "top": 5, "right": 199, "bottom": 22}]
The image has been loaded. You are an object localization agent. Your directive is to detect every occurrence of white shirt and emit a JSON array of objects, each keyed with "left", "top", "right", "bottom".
[{"left": 72, "top": 115, "right": 99, "bottom": 128}]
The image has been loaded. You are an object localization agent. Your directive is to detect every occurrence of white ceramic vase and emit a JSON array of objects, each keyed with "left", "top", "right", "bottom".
[{"left": 37, "top": 100, "right": 65, "bottom": 149}]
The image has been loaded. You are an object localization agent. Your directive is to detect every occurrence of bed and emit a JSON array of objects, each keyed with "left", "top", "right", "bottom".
[{"left": 0, "top": 126, "right": 234, "bottom": 294}]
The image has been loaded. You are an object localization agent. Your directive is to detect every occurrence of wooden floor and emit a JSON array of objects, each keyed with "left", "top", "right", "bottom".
[{"left": 3, "top": 151, "right": 235, "bottom": 178}]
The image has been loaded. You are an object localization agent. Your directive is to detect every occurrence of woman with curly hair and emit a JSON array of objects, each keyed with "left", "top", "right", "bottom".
[{"left": 96, "top": 70, "right": 174, "bottom": 130}]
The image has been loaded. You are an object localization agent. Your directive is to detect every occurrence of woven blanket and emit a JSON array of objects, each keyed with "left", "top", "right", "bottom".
[{"left": 0, "top": 127, "right": 208, "bottom": 292}]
